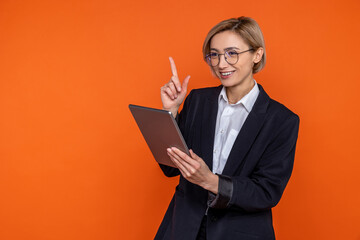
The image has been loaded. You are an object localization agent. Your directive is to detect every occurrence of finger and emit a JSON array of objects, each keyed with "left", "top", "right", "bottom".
[
  {"left": 181, "top": 75, "right": 191, "bottom": 94},
  {"left": 171, "top": 147, "right": 199, "bottom": 168},
  {"left": 168, "top": 81, "right": 178, "bottom": 98},
  {"left": 161, "top": 84, "right": 175, "bottom": 99},
  {"left": 168, "top": 148, "right": 195, "bottom": 171},
  {"left": 162, "top": 82, "right": 178, "bottom": 99},
  {"left": 169, "top": 57, "right": 178, "bottom": 77},
  {"left": 171, "top": 76, "right": 182, "bottom": 93},
  {"left": 169, "top": 57, "right": 182, "bottom": 92},
  {"left": 189, "top": 149, "right": 203, "bottom": 162},
  {"left": 170, "top": 155, "right": 188, "bottom": 174},
  {"left": 173, "top": 158, "right": 188, "bottom": 178},
  {"left": 164, "top": 87, "right": 176, "bottom": 100},
  {"left": 170, "top": 75, "right": 181, "bottom": 93},
  {"left": 189, "top": 149, "right": 198, "bottom": 159},
  {"left": 168, "top": 150, "right": 190, "bottom": 176},
  {"left": 168, "top": 153, "right": 181, "bottom": 168}
]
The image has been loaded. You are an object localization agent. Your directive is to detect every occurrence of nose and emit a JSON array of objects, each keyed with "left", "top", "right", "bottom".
[{"left": 218, "top": 54, "right": 229, "bottom": 68}]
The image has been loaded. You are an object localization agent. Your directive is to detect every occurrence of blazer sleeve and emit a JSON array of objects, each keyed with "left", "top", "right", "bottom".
[{"left": 211, "top": 114, "right": 300, "bottom": 212}]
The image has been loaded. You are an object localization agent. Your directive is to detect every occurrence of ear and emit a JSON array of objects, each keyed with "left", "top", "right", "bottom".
[{"left": 253, "top": 47, "right": 264, "bottom": 64}]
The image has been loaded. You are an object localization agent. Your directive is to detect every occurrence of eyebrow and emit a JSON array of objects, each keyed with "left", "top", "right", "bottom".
[{"left": 210, "top": 47, "right": 241, "bottom": 52}]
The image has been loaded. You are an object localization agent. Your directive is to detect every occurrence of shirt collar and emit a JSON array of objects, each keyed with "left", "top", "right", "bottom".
[{"left": 219, "top": 80, "right": 260, "bottom": 112}]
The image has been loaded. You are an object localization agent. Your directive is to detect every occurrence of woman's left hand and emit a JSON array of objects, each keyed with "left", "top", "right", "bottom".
[{"left": 167, "top": 147, "right": 219, "bottom": 194}]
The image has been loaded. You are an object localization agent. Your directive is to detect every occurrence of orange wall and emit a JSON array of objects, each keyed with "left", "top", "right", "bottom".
[{"left": 1, "top": 0, "right": 359, "bottom": 239}]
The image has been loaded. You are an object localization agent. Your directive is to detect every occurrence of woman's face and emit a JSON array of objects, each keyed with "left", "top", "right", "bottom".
[{"left": 209, "top": 30, "right": 261, "bottom": 89}]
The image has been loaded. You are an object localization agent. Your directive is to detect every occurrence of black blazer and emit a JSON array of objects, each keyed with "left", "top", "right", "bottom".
[{"left": 155, "top": 84, "right": 300, "bottom": 240}]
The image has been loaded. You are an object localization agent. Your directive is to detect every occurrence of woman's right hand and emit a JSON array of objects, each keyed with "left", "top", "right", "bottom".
[{"left": 161, "top": 57, "right": 190, "bottom": 118}]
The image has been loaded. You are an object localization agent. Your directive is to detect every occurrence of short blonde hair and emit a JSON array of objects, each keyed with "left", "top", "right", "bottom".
[{"left": 203, "top": 17, "right": 266, "bottom": 73}]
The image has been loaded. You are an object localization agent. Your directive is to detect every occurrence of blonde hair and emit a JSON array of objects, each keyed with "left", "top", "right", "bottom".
[{"left": 202, "top": 17, "right": 266, "bottom": 73}]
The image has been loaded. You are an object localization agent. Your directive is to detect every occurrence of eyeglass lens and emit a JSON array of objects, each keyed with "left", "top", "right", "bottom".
[
  {"left": 206, "top": 49, "right": 253, "bottom": 67},
  {"left": 208, "top": 51, "right": 238, "bottom": 67}
]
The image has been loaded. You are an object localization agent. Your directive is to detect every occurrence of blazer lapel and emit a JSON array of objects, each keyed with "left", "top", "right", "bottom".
[
  {"left": 200, "top": 86, "right": 222, "bottom": 171},
  {"left": 222, "top": 84, "right": 270, "bottom": 176}
]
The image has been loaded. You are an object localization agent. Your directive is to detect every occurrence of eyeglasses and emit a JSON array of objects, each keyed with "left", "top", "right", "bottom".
[{"left": 205, "top": 49, "right": 254, "bottom": 67}]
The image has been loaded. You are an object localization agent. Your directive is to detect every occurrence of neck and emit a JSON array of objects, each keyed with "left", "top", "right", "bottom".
[{"left": 226, "top": 79, "right": 255, "bottom": 104}]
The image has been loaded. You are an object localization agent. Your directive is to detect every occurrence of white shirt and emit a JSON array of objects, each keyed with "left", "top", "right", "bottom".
[{"left": 212, "top": 81, "right": 260, "bottom": 174}]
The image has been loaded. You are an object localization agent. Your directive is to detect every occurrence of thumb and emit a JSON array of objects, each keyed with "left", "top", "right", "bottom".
[
  {"left": 181, "top": 75, "right": 190, "bottom": 94},
  {"left": 189, "top": 149, "right": 199, "bottom": 160}
]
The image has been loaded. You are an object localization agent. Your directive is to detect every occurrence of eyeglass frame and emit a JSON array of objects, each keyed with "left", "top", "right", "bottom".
[{"left": 205, "top": 48, "right": 254, "bottom": 67}]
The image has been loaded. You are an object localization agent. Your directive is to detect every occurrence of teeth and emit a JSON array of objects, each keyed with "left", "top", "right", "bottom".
[{"left": 221, "top": 72, "right": 232, "bottom": 76}]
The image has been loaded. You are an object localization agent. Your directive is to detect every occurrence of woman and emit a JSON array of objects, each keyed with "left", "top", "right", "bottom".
[{"left": 156, "top": 17, "right": 299, "bottom": 240}]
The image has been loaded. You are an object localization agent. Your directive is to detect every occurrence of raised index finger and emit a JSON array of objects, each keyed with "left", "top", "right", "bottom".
[{"left": 169, "top": 57, "right": 178, "bottom": 78}]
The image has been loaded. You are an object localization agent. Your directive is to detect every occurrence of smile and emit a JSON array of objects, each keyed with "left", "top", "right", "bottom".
[{"left": 220, "top": 71, "right": 235, "bottom": 78}]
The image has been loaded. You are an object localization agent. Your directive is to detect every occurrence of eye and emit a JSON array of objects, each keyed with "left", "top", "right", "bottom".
[
  {"left": 226, "top": 51, "right": 238, "bottom": 57},
  {"left": 208, "top": 52, "right": 218, "bottom": 59}
]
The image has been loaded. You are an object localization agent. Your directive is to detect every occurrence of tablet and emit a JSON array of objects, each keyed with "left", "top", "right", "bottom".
[{"left": 129, "top": 104, "right": 189, "bottom": 168}]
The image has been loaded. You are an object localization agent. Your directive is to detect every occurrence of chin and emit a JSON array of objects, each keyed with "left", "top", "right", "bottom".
[
  {"left": 219, "top": 76, "right": 237, "bottom": 87},
  {"left": 220, "top": 81, "right": 235, "bottom": 88}
]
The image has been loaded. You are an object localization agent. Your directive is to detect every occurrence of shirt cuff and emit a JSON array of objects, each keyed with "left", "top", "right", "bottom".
[{"left": 207, "top": 174, "right": 233, "bottom": 209}]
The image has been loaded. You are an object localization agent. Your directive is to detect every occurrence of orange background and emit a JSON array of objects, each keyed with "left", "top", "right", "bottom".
[{"left": 1, "top": 0, "right": 359, "bottom": 239}]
